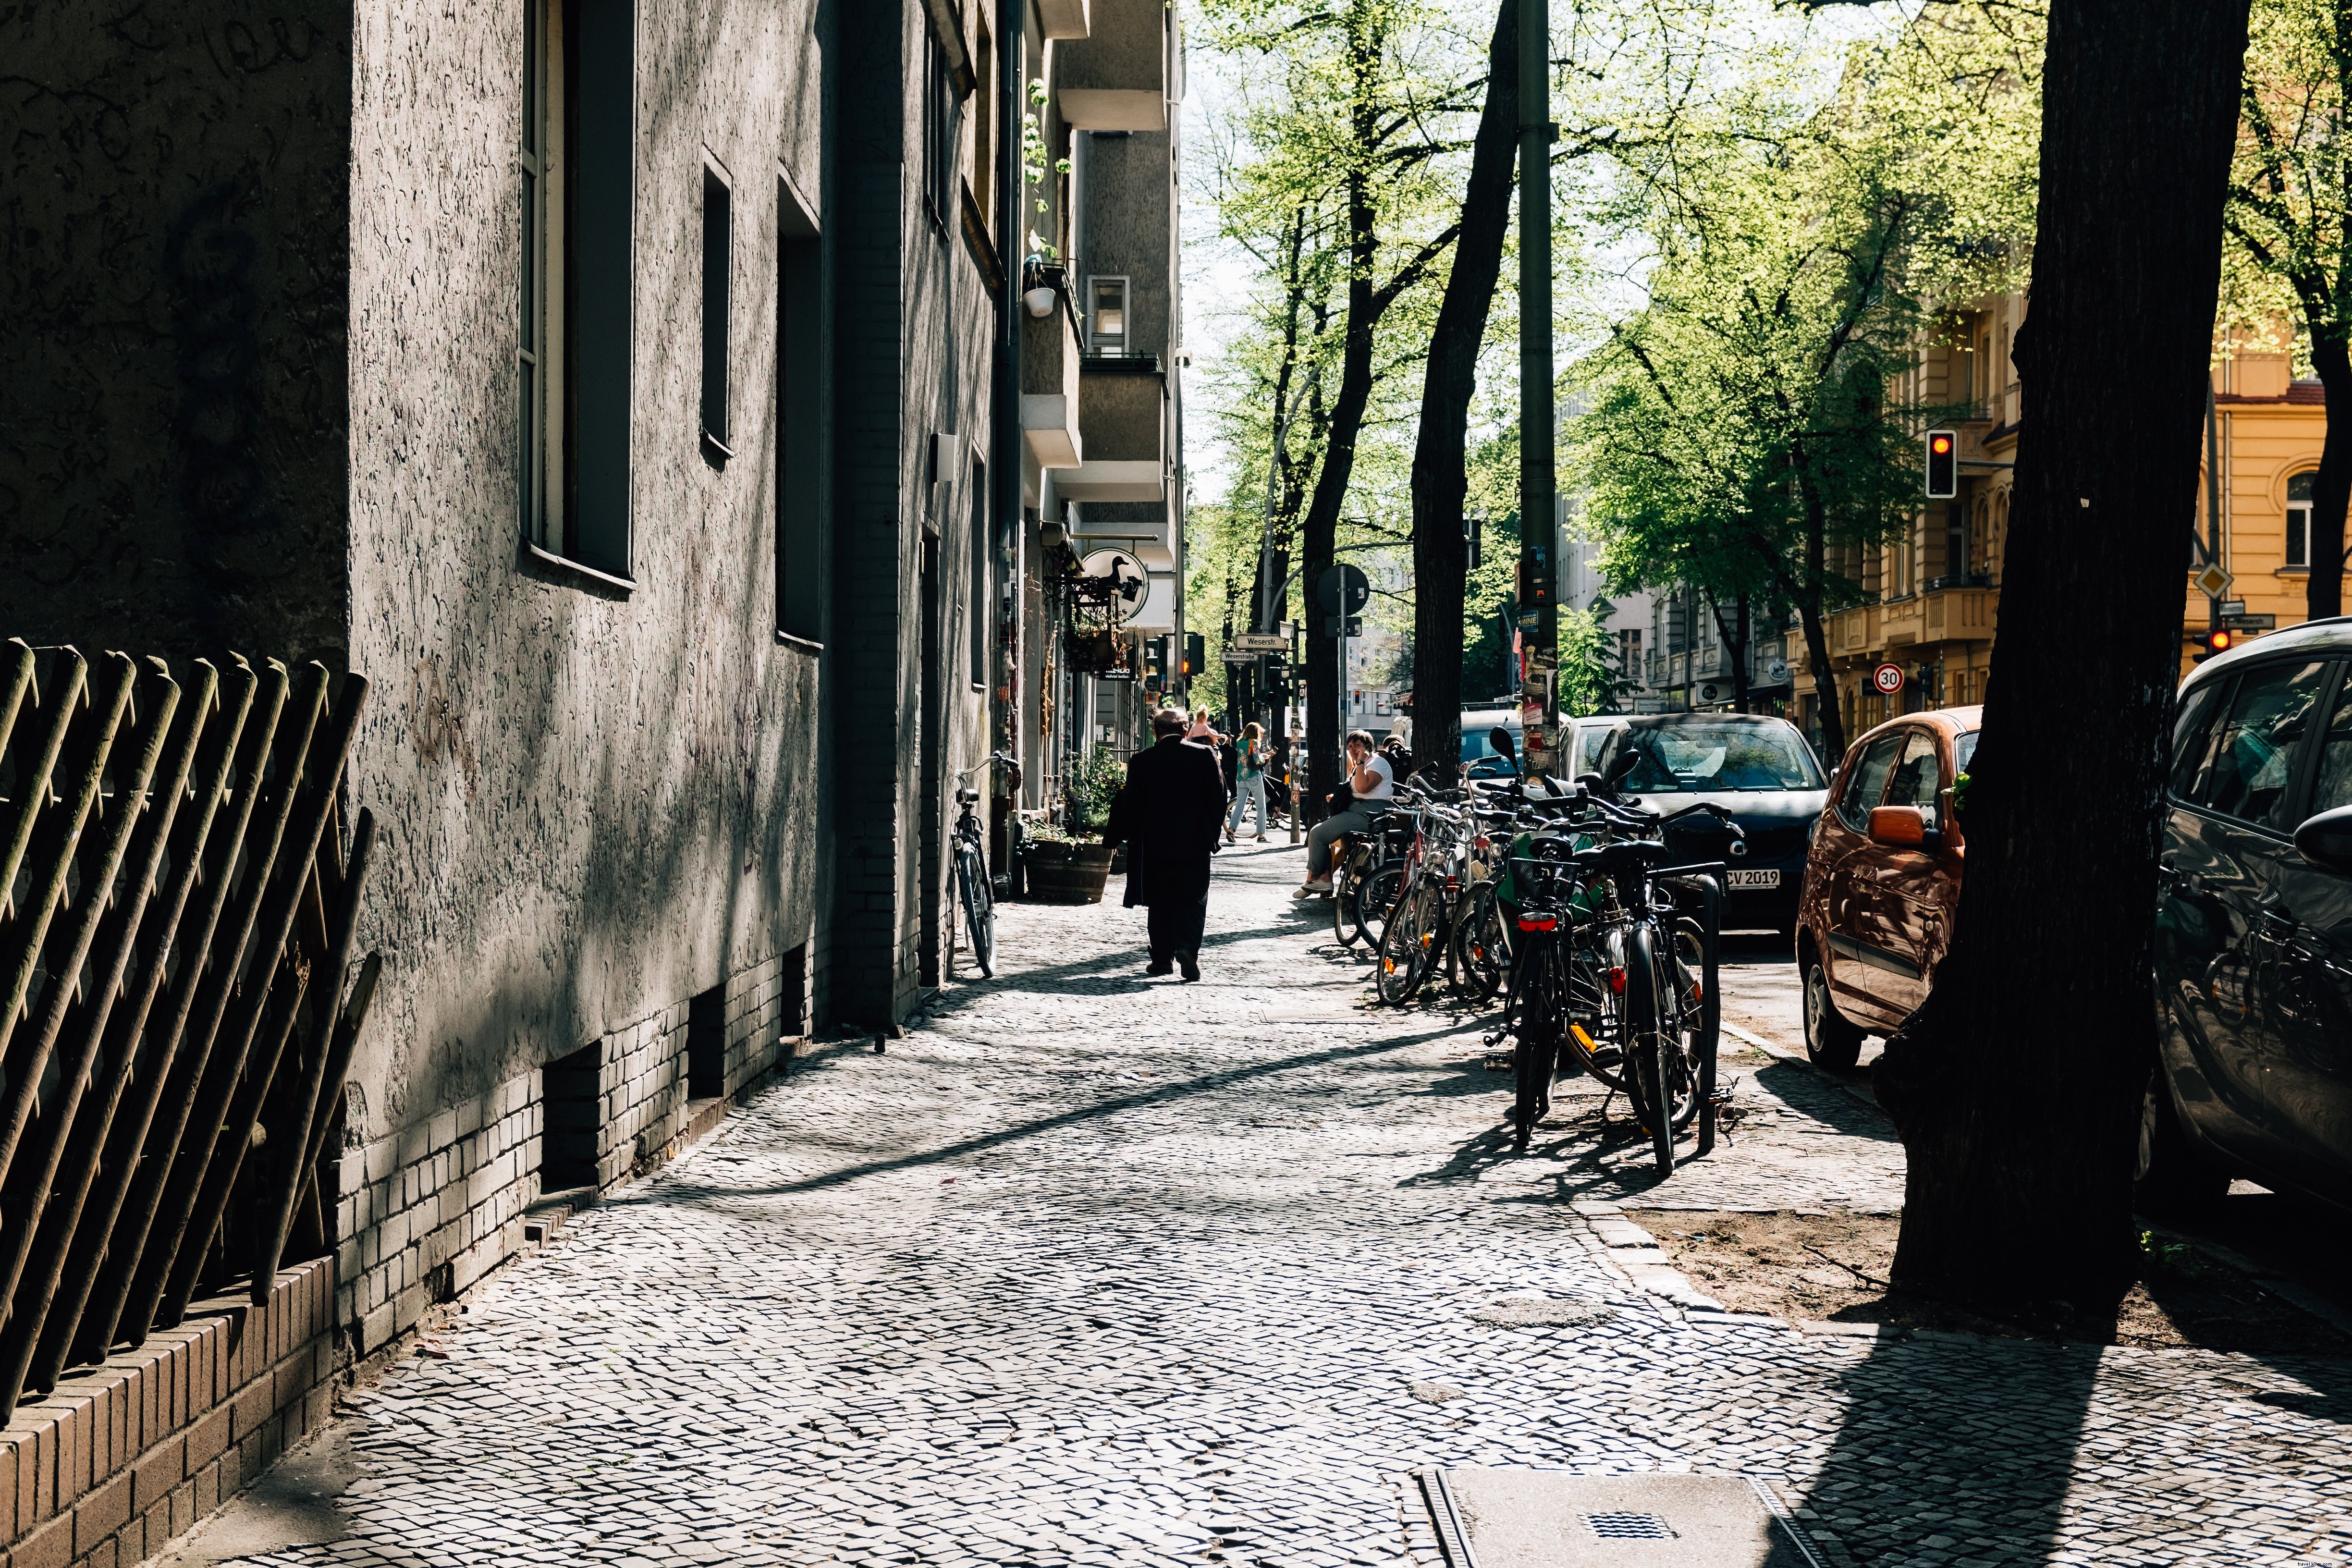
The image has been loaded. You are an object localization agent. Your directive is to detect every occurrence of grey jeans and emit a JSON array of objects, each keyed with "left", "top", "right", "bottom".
[{"left": 1308, "top": 806, "right": 1378, "bottom": 878}]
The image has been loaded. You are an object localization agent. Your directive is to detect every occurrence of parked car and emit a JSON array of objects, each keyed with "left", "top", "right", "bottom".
[
  {"left": 1460, "top": 708, "right": 1522, "bottom": 779},
  {"left": 1591, "top": 714, "right": 1830, "bottom": 936},
  {"left": 2145, "top": 619, "right": 2352, "bottom": 1214},
  {"left": 1564, "top": 715, "right": 1629, "bottom": 781},
  {"left": 1793, "top": 707, "right": 1982, "bottom": 1070}
]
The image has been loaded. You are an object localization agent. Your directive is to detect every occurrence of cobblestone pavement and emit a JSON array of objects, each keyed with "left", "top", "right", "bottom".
[{"left": 215, "top": 844, "right": 2352, "bottom": 1568}]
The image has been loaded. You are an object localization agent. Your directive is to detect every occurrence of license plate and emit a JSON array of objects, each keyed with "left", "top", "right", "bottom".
[{"left": 1726, "top": 869, "right": 1781, "bottom": 889}]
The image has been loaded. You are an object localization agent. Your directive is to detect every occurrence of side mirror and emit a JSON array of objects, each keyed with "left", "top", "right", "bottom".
[
  {"left": 1869, "top": 805, "right": 1928, "bottom": 848},
  {"left": 1489, "top": 725, "right": 1516, "bottom": 759},
  {"left": 2294, "top": 802, "right": 2352, "bottom": 873}
]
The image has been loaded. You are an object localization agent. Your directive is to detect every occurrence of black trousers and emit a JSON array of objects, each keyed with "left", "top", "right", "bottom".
[{"left": 1147, "top": 895, "right": 1208, "bottom": 964}]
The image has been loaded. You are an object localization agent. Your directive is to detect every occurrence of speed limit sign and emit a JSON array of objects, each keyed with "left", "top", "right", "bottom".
[{"left": 1872, "top": 662, "right": 1905, "bottom": 696}]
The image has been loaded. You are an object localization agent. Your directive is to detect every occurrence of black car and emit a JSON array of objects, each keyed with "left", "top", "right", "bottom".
[
  {"left": 1591, "top": 713, "right": 1831, "bottom": 934},
  {"left": 2145, "top": 618, "right": 2352, "bottom": 1213}
]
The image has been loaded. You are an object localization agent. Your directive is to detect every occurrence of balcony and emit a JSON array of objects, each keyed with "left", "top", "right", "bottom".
[
  {"left": 1037, "top": 0, "right": 1089, "bottom": 39},
  {"left": 1057, "top": 359, "right": 1164, "bottom": 502},
  {"left": 1058, "top": 0, "right": 1166, "bottom": 130},
  {"left": 1021, "top": 287, "right": 1084, "bottom": 495},
  {"left": 1923, "top": 584, "right": 1997, "bottom": 642},
  {"left": 1882, "top": 593, "right": 1923, "bottom": 648}
]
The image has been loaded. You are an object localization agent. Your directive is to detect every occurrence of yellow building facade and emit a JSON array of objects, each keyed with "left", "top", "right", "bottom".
[{"left": 1786, "top": 296, "right": 2348, "bottom": 748}]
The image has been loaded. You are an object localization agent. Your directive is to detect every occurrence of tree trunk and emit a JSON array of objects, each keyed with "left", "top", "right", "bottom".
[
  {"left": 1874, "top": 0, "right": 2253, "bottom": 1314},
  {"left": 1707, "top": 592, "right": 1751, "bottom": 713},
  {"left": 1797, "top": 604, "right": 1840, "bottom": 762},
  {"left": 1409, "top": 0, "right": 1519, "bottom": 781},
  {"left": 2307, "top": 331, "right": 2351, "bottom": 620}
]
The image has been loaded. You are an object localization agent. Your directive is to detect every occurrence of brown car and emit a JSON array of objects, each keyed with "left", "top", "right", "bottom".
[{"left": 1795, "top": 707, "right": 1982, "bottom": 1068}]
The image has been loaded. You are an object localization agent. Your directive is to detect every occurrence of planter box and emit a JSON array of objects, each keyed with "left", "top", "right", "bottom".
[{"left": 1023, "top": 840, "right": 1115, "bottom": 904}]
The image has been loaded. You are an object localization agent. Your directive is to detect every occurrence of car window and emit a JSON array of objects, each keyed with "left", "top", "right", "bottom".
[
  {"left": 2168, "top": 680, "right": 2228, "bottom": 801},
  {"left": 1618, "top": 721, "right": 1826, "bottom": 792},
  {"left": 1953, "top": 730, "right": 1979, "bottom": 774},
  {"left": 2202, "top": 660, "right": 2332, "bottom": 831},
  {"left": 1837, "top": 734, "right": 1904, "bottom": 830},
  {"left": 2310, "top": 672, "right": 2352, "bottom": 816},
  {"left": 1573, "top": 724, "right": 1619, "bottom": 778},
  {"left": 1883, "top": 731, "right": 1942, "bottom": 822}
]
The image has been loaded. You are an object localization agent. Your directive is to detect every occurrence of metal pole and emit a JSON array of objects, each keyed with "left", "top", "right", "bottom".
[
  {"left": 2205, "top": 380, "right": 2223, "bottom": 645},
  {"left": 1518, "top": 0, "right": 1556, "bottom": 777}
]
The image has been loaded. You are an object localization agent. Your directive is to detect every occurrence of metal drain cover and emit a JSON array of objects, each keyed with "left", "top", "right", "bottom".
[
  {"left": 1417, "top": 1470, "right": 1823, "bottom": 1568},
  {"left": 1586, "top": 1511, "right": 1675, "bottom": 1541}
]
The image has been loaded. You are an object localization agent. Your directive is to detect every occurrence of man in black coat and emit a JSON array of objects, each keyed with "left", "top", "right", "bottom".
[{"left": 1102, "top": 707, "right": 1227, "bottom": 980}]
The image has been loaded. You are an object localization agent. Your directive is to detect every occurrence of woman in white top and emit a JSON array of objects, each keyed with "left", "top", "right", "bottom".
[{"left": 1296, "top": 730, "right": 1392, "bottom": 896}]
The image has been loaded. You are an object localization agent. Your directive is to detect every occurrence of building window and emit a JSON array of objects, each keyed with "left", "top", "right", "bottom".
[
  {"left": 969, "top": 458, "right": 989, "bottom": 686},
  {"left": 970, "top": 17, "right": 995, "bottom": 238},
  {"left": 2289, "top": 470, "right": 2315, "bottom": 569},
  {"left": 701, "top": 164, "right": 732, "bottom": 456},
  {"left": 1619, "top": 627, "right": 1642, "bottom": 680},
  {"left": 923, "top": 28, "right": 961, "bottom": 230},
  {"left": 519, "top": 0, "right": 561, "bottom": 550},
  {"left": 1088, "top": 276, "right": 1128, "bottom": 355},
  {"left": 777, "top": 178, "right": 822, "bottom": 643},
  {"left": 521, "top": 0, "right": 636, "bottom": 583}
]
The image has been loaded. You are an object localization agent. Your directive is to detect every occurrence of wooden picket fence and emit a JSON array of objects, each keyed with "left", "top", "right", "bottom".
[{"left": 0, "top": 642, "right": 378, "bottom": 1421}]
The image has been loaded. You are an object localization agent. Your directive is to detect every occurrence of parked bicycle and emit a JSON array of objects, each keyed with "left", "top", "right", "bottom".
[
  {"left": 1331, "top": 797, "right": 1420, "bottom": 948},
  {"left": 1498, "top": 755, "right": 1733, "bottom": 1174},
  {"left": 948, "top": 752, "right": 1018, "bottom": 980}
]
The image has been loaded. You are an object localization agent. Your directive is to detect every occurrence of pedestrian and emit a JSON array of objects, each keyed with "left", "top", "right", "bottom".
[
  {"left": 1389, "top": 693, "right": 1413, "bottom": 754},
  {"left": 1187, "top": 706, "right": 1220, "bottom": 745},
  {"left": 1102, "top": 707, "right": 1228, "bottom": 980},
  {"left": 1227, "top": 722, "right": 1271, "bottom": 843},
  {"left": 1295, "top": 730, "right": 1394, "bottom": 898}
]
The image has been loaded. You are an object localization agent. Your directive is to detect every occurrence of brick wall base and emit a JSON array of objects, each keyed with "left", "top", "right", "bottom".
[{"left": 0, "top": 1258, "right": 338, "bottom": 1568}]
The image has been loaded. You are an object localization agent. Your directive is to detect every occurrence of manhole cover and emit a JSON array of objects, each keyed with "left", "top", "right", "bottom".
[
  {"left": 1585, "top": 1511, "right": 1675, "bottom": 1541},
  {"left": 1416, "top": 1470, "right": 1825, "bottom": 1567}
]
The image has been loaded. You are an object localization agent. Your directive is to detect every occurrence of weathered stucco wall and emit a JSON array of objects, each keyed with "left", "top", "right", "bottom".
[
  {"left": 342, "top": 0, "right": 831, "bottom": 1148},
  {"left": 0, "top": 5, "right": 353, "bottom": 664}
]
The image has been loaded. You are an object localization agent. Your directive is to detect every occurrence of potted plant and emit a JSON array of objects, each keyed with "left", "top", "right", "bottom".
[{"left": 1021, "top": 749, "right": 1127, "bottom": 903}]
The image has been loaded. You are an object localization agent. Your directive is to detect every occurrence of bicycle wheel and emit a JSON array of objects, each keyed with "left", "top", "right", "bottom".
[
  {"left": 1332, "top": 845, "right": 1370, "bottom": 946},
  {"left": 1450, "top": 882, "right": 1509, "bottom": 1006},
  {"left": 1512, "top": 942, "right": 1560, "bottom": 1151},
  {"left": 958, "top": 845, "right": 995, "bottom": 979},
  {"left": 1374, "top": 880, "right": 1434, "bottom": 1004},
  {"left": 1559, "top": 937, "right": 1629, "bottom": 1092},
  {"left": 1359, "top": 863, "right": 1406, "bottom": 950},
  {"left": 1665, "top": 918, "right": 1707, "bottom": 1131},
  {"left": 1623, "top": 921, "right": 1676, "bottom": 1176}
]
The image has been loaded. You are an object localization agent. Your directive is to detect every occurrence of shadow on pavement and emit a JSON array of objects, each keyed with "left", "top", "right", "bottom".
[{"left": 624, "top": 1021, "right": 1488, "bottom": 1206}]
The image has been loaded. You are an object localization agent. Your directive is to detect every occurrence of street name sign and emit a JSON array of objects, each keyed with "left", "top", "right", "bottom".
[{"left": 1233, "top": 632, "right": 1289, "bottom": 651}]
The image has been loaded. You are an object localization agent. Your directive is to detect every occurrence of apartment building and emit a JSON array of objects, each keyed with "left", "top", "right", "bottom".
[{"left": 0, "top": 2, "right": 1182, "bottom": 1544}]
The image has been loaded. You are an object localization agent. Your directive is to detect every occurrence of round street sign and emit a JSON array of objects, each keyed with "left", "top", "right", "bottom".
[
  {"left": 1872, "top": 662, "right": 1905, "bottom": 696},
  {"left": 1078, "top": 549, "right": 1151, "bottom": 625},
  {"left": 1316, "top": 564, "right": 1371, "bottom": 615}
]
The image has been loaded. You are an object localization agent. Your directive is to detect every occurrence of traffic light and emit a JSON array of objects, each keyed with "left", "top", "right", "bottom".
[
  {"left": 1925, "top": 429, "right": 1958, "bottom": 499},
  {"left": 1182, "top": 631, "right": 1205, "bottom": 679},
  {"left": 2192, "top": 627, "right": 2237, "bottom": 662},
  {"left": 1262, "top": 654, "right": 1287, "bottom": 699}
]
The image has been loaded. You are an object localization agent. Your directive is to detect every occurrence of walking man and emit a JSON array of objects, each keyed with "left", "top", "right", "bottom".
[
  {"left": 1295, "top": 730, "right": 1394, "bottom": 898},
  {"left": 1103, "top": 708, "right": 1228, "bottom": 980}
]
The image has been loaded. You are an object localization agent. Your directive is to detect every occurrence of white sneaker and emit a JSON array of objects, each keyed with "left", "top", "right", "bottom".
[{"left": 1294, "top": 881, "right": 1333, "bottom": 898}]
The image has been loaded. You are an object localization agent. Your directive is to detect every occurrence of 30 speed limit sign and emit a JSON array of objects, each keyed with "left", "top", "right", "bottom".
[{"left": 1872, "top": 662, "right": 1905, "bottom": 696}]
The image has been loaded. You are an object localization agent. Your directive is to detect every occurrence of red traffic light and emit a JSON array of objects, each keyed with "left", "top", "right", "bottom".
[
  {"left": 1924, "top": 429, "right": 1958, "bottom": 499},
  {"left": 1930, "top": 434, "right": 1952, "bottom": 455},
  {"left": 2209, "top": 628, "right": 2235, "bottom": 653}
]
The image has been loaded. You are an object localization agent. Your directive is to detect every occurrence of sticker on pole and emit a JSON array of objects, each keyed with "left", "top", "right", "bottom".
[{"left": 1872, "top": 662, "right": 1905, "bottom": 696}]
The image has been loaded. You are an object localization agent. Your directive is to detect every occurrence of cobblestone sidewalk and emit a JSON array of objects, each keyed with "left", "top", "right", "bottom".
[{"left": 203, "top": 844, "right": 2352, "bottom": 1568}]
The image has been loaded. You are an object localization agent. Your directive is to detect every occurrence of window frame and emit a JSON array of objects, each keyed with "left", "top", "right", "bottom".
[
  {"left": 2287, "top": 470, "right": 2315, "bottom": 570},
  {"left": 775, "top": 167, "right": 824, "bottom": 648},
  {"left": 1087, "top": 274, "right": 1129, "bottom": 356},
  {"left": 1836, "top": 731, "right": 1907, "bottom": 832},
  {"left": 700, "top": 155, "right": 734, "bottom": 461}
]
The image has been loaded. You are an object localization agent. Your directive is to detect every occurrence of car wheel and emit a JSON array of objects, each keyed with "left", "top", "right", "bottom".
[
  {"left": 1802, "top": 953, "right": 1865, "bottom": 1071},
  {"left": 2133, "top": 1065, "right": 2229, "bottom": 1217}
]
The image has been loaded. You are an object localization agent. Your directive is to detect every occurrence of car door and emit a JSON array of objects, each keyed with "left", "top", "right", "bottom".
[
  {"left": 2256, "top": 663, "right": 2352, "bottom": 1200},
  {"left": 2159, "top": 658, "right": 2334, "bottom": 1168},
  {"left": 1854, "top": 728, "right": 1950, "bottom": 1017},
  {"left": 1817, "top": 730, "right": 1907, "bottom": 1026}
]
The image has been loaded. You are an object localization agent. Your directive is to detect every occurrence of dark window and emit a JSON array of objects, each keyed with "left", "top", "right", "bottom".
[
  {"left": 1883, "top": 730, "right": 1941, "bottom": 812},
  {"left": 776, "top": 184, "right": 823, "bottom": 643},
  {"left": 519, "top": 0, "right": 549, "bottom": 543},
  {"left": 923, "top": 30, "right": 961, "bottom": 228},
  {"left": 700, "top": 167, "right": 732, "bottom": 454},
  {"left": 2308, "top": 670, "right": 2352, "bottom": 815},
  {"left": 2289, "top": 471, "right": 2315, "bottom": 570},
  {"left": 1953, "top": 729, "right": 1980, "bottom": 774},
  {"left": 563, "top": 0, "right": 637, "bottom": 580},
  {"left": 2199, "top": 660, "right": 2332, "bottom": 830},
  {"left": 969, "top": 458, "right": 989, "bottom": 685},
  {"left": 2168, "top": 681, "right": 2228, "bottom": 801},
  {"left": 1837, "top": 733, "right": 1904, "bottom": 831}
]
